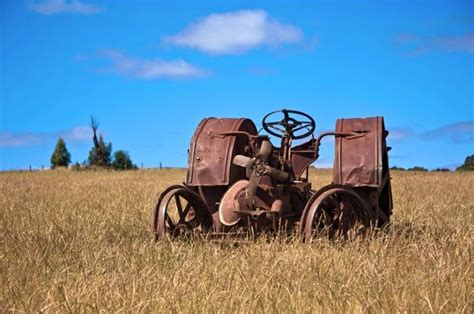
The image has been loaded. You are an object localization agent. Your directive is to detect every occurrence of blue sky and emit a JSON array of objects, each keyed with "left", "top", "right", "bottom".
[{"left": 0, "top": 0, "right": 473, "bottom": 170}]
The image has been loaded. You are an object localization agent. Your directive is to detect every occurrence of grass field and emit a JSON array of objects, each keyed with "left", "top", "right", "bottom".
[{"left": 1, "top": 168, "right": 472, "bottom": 312}]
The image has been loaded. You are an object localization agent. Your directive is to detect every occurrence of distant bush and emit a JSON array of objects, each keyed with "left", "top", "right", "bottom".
[
  {"left": 50, "top": 138, "right": 71, "bottom": 169},
  {"left": 432, "top": 168, "right": 451, "bottom": 172},
  {"left": 390, "top": 166, "right": 406, "bottom": 171},
  {"left": 112, "top": 150, "right": 137, "bottom": 170},
  {"left": 456, "top": 154, "right": 474, "bottom": 171},
  {"left": 407, "top": 166, "right": 428, "bottom": 172}
]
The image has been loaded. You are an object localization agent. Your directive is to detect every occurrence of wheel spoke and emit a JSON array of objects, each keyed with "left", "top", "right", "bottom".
[
  {"left": 329, "top": 194, "right": 339, "bottom": 209},
  {"left": 324, "top": 208, "right": 334, "bottom": 226},
  {"left": 292, "top": 121, "right": 313, "bottom": 132},
  {"left": 165, "top": 213, "right": 174, "bottom": 229},
  {"left": 171, "top": 193, "right": 203, "bottom": 232},
  {"left": 269, "top": 124, "right": 286, "bottom": 133},
  {"left": 339, "top": 197, "right": 345, "bottom": 211},
  {"left": 315, "top": 212, "right": 325, "bottom": 229},
  {"left": 175, "top": 194, "right": 184, "bottom": 218},
  {"left": 182, "top": 203, "right": 192, "bottom": 221},
  {"left": 335, "top": 195, "right": 344, "bottom": 219},
  {"left": 292, "top": 125, "right": 309, "bottom": 133}
]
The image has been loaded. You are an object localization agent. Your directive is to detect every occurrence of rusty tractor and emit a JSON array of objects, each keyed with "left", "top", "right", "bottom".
[{"left": 152, "top": 109, "right": 392, "bottom": 240}]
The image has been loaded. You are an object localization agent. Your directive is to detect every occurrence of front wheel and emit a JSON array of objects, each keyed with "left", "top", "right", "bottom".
[{"left": 151, "top": 185, "right": 213, "bottom": 240}]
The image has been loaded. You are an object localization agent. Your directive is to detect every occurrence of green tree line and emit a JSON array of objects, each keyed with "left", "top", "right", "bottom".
[
  {"left": 390, "top": 154, "right": 474, "bottom": 172},
  {"left": 50, "top": 116, "right": 137, "bottom": 170}
]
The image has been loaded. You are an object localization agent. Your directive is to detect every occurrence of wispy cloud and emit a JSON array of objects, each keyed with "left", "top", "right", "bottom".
[
  {"left": 29, "top": 0, "right": 102, "bottom": 15},
  {"left": 395, "top": 32, "right": 474, "bottom": 55},
  {"left": 163, "top": 10, "right": 303, "bottom": 55},
  {"left": 421, "top": 121, "right": 474, "bottom": 143},
  {"left": 98, "top": 50, "right": 207, "bottom": 80},
  {"left": 388, "top": 128, "right": 415, "bottom": 141},
  {"left": 387, "top": 122, "right": 474, "bottom": 143},
  {"left": 0, "top": 126, "right": 91, "bottom": 148},
  {"left": 0, "top": 133, "right": 45, "bottom": 147},
  {"left": 60, "top": 126, "right": 91, "bottom": 141}
]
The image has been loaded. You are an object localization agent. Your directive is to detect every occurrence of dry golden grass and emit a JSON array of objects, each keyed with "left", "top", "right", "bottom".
[{"left": 1, "top": 168, "right": 472, "bottom": 312}]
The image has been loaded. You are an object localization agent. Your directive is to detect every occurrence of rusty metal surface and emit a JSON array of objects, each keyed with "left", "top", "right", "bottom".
[
  {"left": 290, "top": 139, "right": 318, "bottom": 180},
  {"left": 333, "top": 117, "right": 387, "bottom": 187},
  {"left": 218, "top": 179, "right": 248, "bottom": 226},
  {"left": 186, "top": 118, "right": 257, "bottom": 186}
]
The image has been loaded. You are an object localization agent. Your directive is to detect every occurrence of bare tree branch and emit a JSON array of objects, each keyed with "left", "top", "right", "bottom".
[
  {"left": 90, "top": 116, "right": 99, "bottom": 131},
  {"left": 90, "top": 116, "right": 99, "bottom": 148}
]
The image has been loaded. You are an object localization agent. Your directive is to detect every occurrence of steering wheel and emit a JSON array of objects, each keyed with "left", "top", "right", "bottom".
[{"left": 262, "top": 109, "right": 316, "bottom": 140}]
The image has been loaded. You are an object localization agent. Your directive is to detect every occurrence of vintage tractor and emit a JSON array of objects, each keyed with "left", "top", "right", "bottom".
[{"left": 152, "top": 109, "right": 392, "bottom": 240}]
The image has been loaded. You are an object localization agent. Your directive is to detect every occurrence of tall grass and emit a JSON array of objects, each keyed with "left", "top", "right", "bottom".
[{"left": 1, "top": 169, "right": 472, "bottom": 312}]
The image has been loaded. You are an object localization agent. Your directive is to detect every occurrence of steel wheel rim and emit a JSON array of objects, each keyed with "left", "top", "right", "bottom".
[
  {"left": 152, "top": 186, "right": 210, "bottom": 240},
  {"left": 303, "top": 187, "right": 372, "bottom": 240}
]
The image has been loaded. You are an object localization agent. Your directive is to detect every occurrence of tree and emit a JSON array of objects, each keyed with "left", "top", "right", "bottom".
[
  {"left": 88, "top": 116, "right": 112, "bottom": 168},
  {"left": 456, "top": 154, "right": 474, "bottom": 171},
  {"left": 112, "top": 150, "right": 137, "bottom": 170},
  {"left": 50, "top": 138, "right": 71, "bottom": 169},
  {"left": 432, "top": 168, "right": 450, "bottom": 172},
  {"left": 407, "top": 166, "right": 428, "bottom": 172}
]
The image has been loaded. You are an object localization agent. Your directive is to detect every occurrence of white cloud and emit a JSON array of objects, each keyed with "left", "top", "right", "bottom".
[
  {"left": 387, "top": 122, "right": 474, "bottom": 144},
  {"left": 0, "top": 132, "right": 45, "bottom": 147},
  {"left": 434, "top": 33, "right": 474, "bottom": 53},
  {"left": 389, "top": 128, "right": 415, "bottom": 141},
  {"left": 395, "top": 32, "right": 474, "bottom": 55},
  {"left": 421, "top": 121, "right": 474, "bottom": 143},
  {"left": 163, "top": 10, "right": 303, "bottom": 54},
  {"left": 60, "top": 126, "right": 91, "bottom": 141},
  {"left": 98, "top": 50, "right": 207, "bottom": 79},
  {"left": 0, "top": 126, "right": 91, "bottom": 148},
  {"left": 30, "top": 0, "right": 102, "bottom": 15}
]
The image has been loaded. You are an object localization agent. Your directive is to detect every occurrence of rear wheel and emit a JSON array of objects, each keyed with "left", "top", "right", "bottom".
[
  {"left": 300, "top": 185, "right": 374, "bottom": 240},
  {"left": 151, "top": 185, "right": 212, "bottom": 240}
]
